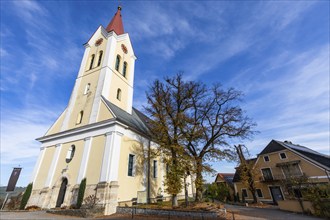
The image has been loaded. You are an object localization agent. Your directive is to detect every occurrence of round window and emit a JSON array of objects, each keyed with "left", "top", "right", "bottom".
[{"left": 66, "top": 145, "right": 75, "bottom": 163}]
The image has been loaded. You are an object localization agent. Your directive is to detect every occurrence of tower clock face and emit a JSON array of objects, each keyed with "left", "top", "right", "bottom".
[
  {"left": 95, "top": 38, "right": 103, "bottom": 46},
  {"left": 121, "top": 44, "right": 128, "bottom": 54}
]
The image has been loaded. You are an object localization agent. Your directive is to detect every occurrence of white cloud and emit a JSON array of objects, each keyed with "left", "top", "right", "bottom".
[{"left": 1, "top": 107, "right": 60, "bottom": 165}]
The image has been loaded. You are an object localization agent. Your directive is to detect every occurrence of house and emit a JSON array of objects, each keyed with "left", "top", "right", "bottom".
[
  {"left": 27, "top": 6, "right": 195, "bottom": 215},
  {"left": 215, "top": 173, "right": 235, "bottom": 200},
  {"left": 233, "top": 140, "right": 330, "bottom": 205}
]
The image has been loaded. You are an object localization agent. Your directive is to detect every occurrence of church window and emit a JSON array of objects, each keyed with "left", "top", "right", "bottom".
[
  {"left": 76, "top": 111, "right": 83, "bottom": 124},
  {"left": 122, "top": 62, "right": 127, "bottom": 77},
  {"left": 115, "top": 55, "right": 121, "bottom": 71},
  {"left": 116, "top": 88, "right": 122, "bottom": 101},
  {"left": 66, "top": 145, "right": 75, "bottom": 163},
  {"left": 89, "top": 54, "right": 95, "bottom": 70},
  {"left": 84, "top": 83, "right": 90, "bottom": 95},
  {"left": 153, "top": 160, "right": 158, "bottom": 178},
  {"left": 97, "top": 51, "right": 103, "bottom": 67},
  {"left": 128, "top": 154, "right": 135, "bottom": 176}
]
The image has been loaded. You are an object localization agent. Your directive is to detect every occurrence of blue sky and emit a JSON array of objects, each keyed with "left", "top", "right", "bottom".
[{"left": 1, "top": 1, "right": 329, "bottom": 187}]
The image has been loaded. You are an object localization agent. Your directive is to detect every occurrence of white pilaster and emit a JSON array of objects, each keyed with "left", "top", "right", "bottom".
[
  {"left": 61, "top": 47, "right": 91, "bottom": 131},
  {"left": 77, "top": 137, "right": 92, "bottom": 183},
  {"left": 88, "top": 68, "right": 106, "bottom": 124},
  {"left": 100, "top": 132, "right": 114, "bottom": 182},
  {"left": 30, "top": 146, "right": 46, "bottom": 183},
  {"left": 101, "top": 35, "right": 117, "bottom": 99},
  {"left": 108, "top": 131, "right": 123, "bottom": 181},
  {"left": 45, "top": 144, "right": 62, "bottom": 187}
]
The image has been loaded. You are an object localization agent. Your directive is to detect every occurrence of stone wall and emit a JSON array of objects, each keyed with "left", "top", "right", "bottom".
[{"left": 117, "top": 207, "right": 218, "bottom": 219}]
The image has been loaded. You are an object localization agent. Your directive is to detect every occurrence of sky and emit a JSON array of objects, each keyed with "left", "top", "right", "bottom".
[{"left": 1, "top": 1, "right": 329, "bottom": 187}]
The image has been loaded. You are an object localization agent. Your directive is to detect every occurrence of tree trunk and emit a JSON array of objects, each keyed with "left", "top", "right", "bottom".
[
  {"left": 195, "top": 159, "right": 203, "bottom": 202},
  {"left": 184, "top": 175, "right": 188, "bottom": 207},
  {"left": 172, "top": 194, "right": 178, "bottom": 207}
]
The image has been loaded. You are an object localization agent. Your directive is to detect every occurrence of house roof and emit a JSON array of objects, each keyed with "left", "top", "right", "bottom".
[
  {"left": 102, "top": 96, "right": 150, "bottom": 137},
  {"left": 259, "top": 140, "right": 330, "bottom": 170},
  {"left": 215, "top": 173, "right": 235, "bottom": 184},
  {"left": 232, "top": 158, "right": 257, "bottom": 183},
  {"left": 106, "top": 6, "right": 124, "bottom": 35}
]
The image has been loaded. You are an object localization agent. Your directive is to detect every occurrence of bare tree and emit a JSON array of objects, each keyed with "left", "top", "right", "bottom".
[
  {"left": 145, "top": 75, "right": 195, "bottom": 207},
  {"left": 183, "top": 84, "right": 256, "bottom": 201},
  {"left": 234, "top": 144, "right": 258, "bottom": 203},
  {"left": 145, "top": 74, "right": 256, "bottom": 203}
]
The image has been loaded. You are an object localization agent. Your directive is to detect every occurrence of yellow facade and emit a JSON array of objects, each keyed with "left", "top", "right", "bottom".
[
  {"left": 234, "top": 141, "right": 330, "bottom": 204},
  {"left": 85, "top": 135, "right": 106, "bottom": 184},
  {"left": 34, "top": 146, "right": 55, "bottom": 189}
]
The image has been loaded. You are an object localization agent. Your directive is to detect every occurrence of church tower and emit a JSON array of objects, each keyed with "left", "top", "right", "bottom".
[
  {"left": 56, "top": 6, "right": 136, "bottom": 134},
  {"left": 27, "top": 6, "right": 195, "bottom": 215}
]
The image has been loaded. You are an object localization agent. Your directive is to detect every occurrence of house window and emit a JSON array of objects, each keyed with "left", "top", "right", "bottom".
[
  {"left": 242, "top": 189, "right": 248, "bottom": 198},
  {"left": 116, "top": 88, "right": 121, "bottom": 101},
  {"left": 89, "top": 54, "right": 95, "bottom": 70},
  {"left": 122, "top": 62, "right": 127, "bottom": 77},
  {"left": 76, "top": 111, "right": 83, "bottom": 124},
  {"left": 66, "top": 145, "right": 75, "bottom": 163},
  {"left": 282, "top": 164, "right": 302, "bottom": 178},
  {"left": 264, "top": 156, "right": 270, "bottom": 162},
  {"left": 97, "top": 51, "right": 103, "bottom": 67},
  {"left": 256, "top": 189, "right": 263, "bottom": 197},
  {"left": 115, "top": 55, "right": 121, "bottom": 71},
  {"left": 84, "top": 83, "right": 90, "bottom": 95},
  {"left": 128, "top": 154, "right": 135, "bottom": 176},
  {"left": 153, "top": 160, "right": 158, "bottom": 178},
  {"left": 280, "top": 152, "right": 287, "bottom": 159},
  {"left": 261, "top": 168, "right": 273, "bottom": 181}
]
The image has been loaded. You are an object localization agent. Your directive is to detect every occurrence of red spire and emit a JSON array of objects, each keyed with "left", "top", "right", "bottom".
[{"left": 106, "top": 6, "right": 124, "bottom": 35}]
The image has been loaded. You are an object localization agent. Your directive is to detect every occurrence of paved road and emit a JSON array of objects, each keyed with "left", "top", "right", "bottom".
[
  {"left": 0, "top": 206, "right": 326, "bottom": 220},
  {"left": 0, "top": 210, "right": 82, "bottom": 219},
  {"left": 224, "top": 204, "right": 324, "bottom": 220}
]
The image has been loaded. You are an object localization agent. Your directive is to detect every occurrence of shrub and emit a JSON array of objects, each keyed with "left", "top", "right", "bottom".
[
  {"left": 25, "top": 205, "right": 41, "bottom": 211},
  {"left": 20, "top": 182, "right": 33, "bottom": 210},
  {"left": 77, "top": 178, "right": 86, "bottom": 209},
  {"left": 7, "top": 195, "right": 22, "bottom": 210},
  {"left": 83, "top": 195, "right": 100, "bottom": 209}
]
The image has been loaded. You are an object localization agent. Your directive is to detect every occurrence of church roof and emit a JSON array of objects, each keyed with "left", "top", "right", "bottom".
[
  {"left": 106, "top": 6, "right": 124, "bottom": 35},
  {"left": 101, "top": 96, "right": 150, "bottom": 137}
]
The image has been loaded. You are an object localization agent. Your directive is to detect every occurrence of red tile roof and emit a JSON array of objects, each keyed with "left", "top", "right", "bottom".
[{"left": 106, "top": 6, "right": 124, "bottom": 35}]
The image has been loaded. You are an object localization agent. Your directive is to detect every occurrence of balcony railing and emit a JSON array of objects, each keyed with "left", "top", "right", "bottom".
[{"left": 259, "top": 173, "right": 305, "bottom": 182}]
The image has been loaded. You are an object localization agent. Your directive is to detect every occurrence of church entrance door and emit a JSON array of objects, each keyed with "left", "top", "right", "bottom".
[{"left": 56, "top": 178, "right": 68, "bottom": 207}]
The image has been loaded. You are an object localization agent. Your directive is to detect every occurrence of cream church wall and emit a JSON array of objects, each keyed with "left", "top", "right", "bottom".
[
  {"left": 52, "top": 140, "right": 84, "bottom": 186},
  {"left": 34, "top": 146, "right": 56, "bottom": 189},
  {"left": 45, "top": 110, "right": 67, "bottom": 136},
  {"left": 85, "top": 135, "right": 106, "bottom": 184},
  {"left": 97, "top": 101, "right": 114, "bottom": 122},
  {"left": 117, "top": 136, "right": 146, "bottom": 202}
]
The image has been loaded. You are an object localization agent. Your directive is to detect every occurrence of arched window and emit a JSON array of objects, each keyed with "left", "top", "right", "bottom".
[
  {"left": 123, "top": 62, "right": 127, "bottom": 77},
  {"left": 97, "top": 51, "right": 103, "bottom": 67},
  {"left": 115, "top": 55, "right": 121, "bottom": 71},
  {"left": 116, "top": 88, "right": 121, "bottom": 101},
  {"left": 84, "top": 83, "right": 90, "bottom": 95},
  {"left": 76, "top": 111, "right": 83, "bottom": 124},
  {"left": 66, "top": 145, "right": 75, "bottom": 163},
  {"left": 89, "top": 54, "right": 95, "bottom": 70}
]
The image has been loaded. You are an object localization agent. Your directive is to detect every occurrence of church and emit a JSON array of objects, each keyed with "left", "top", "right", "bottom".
[{"left": 27, "top": 6, "right": 195, "bottom": 215}]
